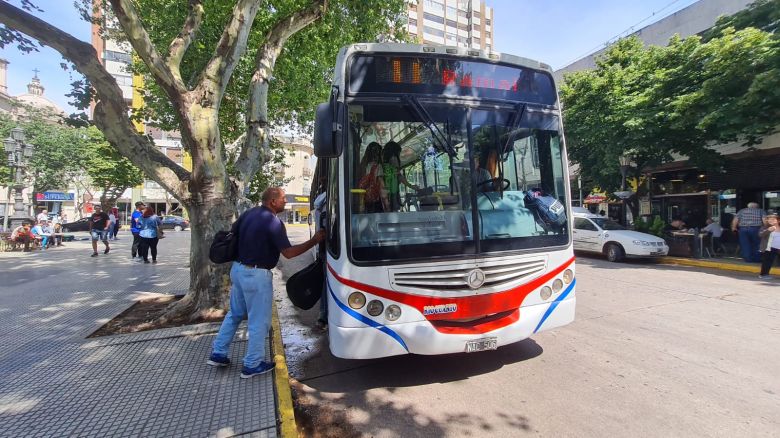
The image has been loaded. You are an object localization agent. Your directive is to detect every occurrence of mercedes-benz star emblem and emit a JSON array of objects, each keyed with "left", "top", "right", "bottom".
[{"left": 466, "top": 268, "right": 486, "bottom": 289}]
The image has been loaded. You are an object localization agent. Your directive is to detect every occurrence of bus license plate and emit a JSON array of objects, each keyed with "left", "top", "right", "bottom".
[{"left": 465, "top": 337, "right": 498, "bottom": 353}]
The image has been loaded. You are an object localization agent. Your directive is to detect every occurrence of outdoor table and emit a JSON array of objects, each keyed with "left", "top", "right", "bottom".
[{"left": 670, "top": 231, "right": 711, "bottom": 258}]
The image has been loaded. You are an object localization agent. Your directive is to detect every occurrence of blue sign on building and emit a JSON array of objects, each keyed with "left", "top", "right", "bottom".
[{"left": 36, "top": 192, "right": 75, "bottom": 201}]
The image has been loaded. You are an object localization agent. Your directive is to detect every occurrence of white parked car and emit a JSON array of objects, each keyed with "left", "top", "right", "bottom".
[{"left": 572, "top": 211, "right": 669, "bottom": 262}]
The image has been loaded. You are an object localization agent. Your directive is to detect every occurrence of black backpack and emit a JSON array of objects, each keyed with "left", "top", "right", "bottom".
[
  {"left": 208, "top": 210, "right": 247, "bottom": 264},
  {"left": 286, "top": 258, "right": 324, "bottom": 310}
]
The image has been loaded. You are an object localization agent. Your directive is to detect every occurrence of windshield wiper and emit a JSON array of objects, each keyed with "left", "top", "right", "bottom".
[
  {"left": 403, "top": 95, "right": 456, "bottom": 156},
  {"left": 501, "top": 102, "right": 527, "bottom": 155}
]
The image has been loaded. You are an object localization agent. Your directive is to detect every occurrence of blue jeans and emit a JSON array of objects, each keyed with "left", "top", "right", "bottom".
[
  {"left": 211, "top": 263, "right": 273, "bottom": 368},
  {"left": 738, "top": 226, "right": 761, "bottom": 262}
]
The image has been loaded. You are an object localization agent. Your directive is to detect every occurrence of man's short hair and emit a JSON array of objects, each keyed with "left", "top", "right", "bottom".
[
  {"left": 135, "top": 201, "right": 145, "bottom": 207},
  {"left": 747, "top": 202, "right": 759, "bottom": 208},
  {"left": 94, "top": 205, "right": 102, "bottom": 209},
  {"left": 262, "top": 187, "right": 284, "bottom": 204}
]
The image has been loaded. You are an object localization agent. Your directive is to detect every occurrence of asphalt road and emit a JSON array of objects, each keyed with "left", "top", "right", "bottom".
[{"left": 277, "top": 227, "right": 779, "bottom": 438}]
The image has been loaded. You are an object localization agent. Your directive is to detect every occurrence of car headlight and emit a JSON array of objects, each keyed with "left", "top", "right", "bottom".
[
  {"left": 348, "top": 292, "right": 366, "bottom": 309},
  {"left": 385, "top": 305, "right": 401, "bottom": 321},
  {"left": 366, "top": 300, "right": 384, "bottom": 316},
  {"left": 633, "top": 240, "right": 642, "bottom": 245}
]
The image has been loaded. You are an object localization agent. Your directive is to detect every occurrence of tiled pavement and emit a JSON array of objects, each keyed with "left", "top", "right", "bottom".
[{"left": 0, "top": 233, "right": 278, "bottom": 437}]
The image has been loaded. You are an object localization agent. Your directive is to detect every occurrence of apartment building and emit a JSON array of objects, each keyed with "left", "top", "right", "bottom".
[{"left": 406, "top": 0, "right": 494, "bottom": 51}]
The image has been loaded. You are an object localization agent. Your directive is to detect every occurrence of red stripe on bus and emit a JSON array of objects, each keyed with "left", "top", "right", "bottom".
[{"left": 327, "top": 257, "right": 575, "bottom": 323}]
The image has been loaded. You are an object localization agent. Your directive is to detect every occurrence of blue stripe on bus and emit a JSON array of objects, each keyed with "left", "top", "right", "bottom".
[
  {"left": 533, "top": 279, "right": 576, "bottom": 334},
  {"left": 328, "top": 281, "right": 409, "bottom": 352}
]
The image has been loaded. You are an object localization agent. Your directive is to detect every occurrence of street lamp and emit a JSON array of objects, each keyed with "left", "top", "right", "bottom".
[
  {"left": 3, "top": 128, "right": 34, "bottom": 230},
  {"left": 618, "top": 154, "right": 631, "bottom": 226}
]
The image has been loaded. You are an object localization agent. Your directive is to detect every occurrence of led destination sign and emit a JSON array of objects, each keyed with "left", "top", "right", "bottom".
[{"left": 348, "top": 55, "right": 556, "bottom": 105}]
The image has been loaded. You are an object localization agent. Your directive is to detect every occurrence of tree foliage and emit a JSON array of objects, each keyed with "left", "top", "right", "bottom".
[
  {"left": 82, "top": 126, "right": 144, "bottom": 208},
  {"left": 561, "top": 13, "right": 780, "bottom": 194},
  {"left": 0, "top": 107, "right": 143, "bottom": 207}
]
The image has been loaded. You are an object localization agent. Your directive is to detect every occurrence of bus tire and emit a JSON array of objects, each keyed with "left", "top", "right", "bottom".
[{"left": 605, "top": 243, "right": 624, "bottom": 262}]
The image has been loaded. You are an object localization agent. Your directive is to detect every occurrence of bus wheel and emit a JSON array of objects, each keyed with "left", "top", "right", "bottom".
[{"left": 606, "top": 243, "right": 624, "bottom": 262}]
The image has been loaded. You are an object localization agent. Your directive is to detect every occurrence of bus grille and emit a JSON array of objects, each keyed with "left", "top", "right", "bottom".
[{"left": 391, "top": 258, "right": 547, "bottom": 291}]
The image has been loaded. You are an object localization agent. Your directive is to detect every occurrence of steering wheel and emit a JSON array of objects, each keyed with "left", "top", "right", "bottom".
[{"left": 477, "top": 178, "right": 510, "bottom": 191}]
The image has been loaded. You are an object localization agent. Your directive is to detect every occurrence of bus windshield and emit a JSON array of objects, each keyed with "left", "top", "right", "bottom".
[{"left": 347, "top": 101, "right": 568, "bottom": 262}]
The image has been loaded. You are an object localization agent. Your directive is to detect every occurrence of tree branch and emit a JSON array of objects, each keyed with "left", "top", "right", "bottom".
[
  {"left": 235, "top": 0, "right": 326, "bottom": 181},
  {"left": 166, "top": 0, "right": 204, "bottom": 81},
  {"left": 0, "top": 1, "right": 191, "bottom": 202},
  {"left": 196, "top": 0, "right": 262, "bottom": 99},
  {"left": 107, "top": 0, "right": 186, "bottom": 98}
]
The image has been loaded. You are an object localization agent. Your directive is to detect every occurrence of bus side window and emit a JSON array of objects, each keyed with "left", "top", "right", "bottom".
[{"left": 327, "top": 157, "right": 340, "bottom": 257}]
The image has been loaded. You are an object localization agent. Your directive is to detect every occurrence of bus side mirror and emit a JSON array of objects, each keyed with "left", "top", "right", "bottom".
[{"left": 314, "top": 102, "right": 343, "bottom": 158}]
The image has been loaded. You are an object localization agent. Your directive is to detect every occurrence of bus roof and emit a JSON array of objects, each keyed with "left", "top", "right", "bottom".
[{"left": 332, "top": 43, "right": 555, "bottom": 93}]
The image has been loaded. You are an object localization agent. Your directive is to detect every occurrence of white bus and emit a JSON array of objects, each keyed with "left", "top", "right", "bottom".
[{"left": 313, "top": 43, "right": 575, "bottom": 359}]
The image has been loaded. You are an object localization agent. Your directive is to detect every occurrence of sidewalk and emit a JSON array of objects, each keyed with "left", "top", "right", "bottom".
[
  {"left": 0, "top": 233, "right": 291, "bottom": 437},
  {"left": 658, "top": 254, "right": 780, "bottom": 276}
]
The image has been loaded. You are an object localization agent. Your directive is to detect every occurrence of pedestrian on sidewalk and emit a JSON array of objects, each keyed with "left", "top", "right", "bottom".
[
  {"left": 703, "top": 218, "right": 724, "bottom": 255},
  {"left": 109, "top": 207, "right": 121, "bottom": 240},
  {"left": 732, "top": 202, "right": 765, "bottom": 263},
  {"left": 130, "top": 201, "right": 145, "bottom": 260},
  {"left": 758, "top": 212, "right": 780, "bottom": 279},
  {"left": 137, "top": 206, "right": 163, "bottom": 264},
  {"left": 89, "top": 205, "right": 110, "bottom": 257},
  {"left": 207, "top": 187, "right": 326, "bottom": 378}
]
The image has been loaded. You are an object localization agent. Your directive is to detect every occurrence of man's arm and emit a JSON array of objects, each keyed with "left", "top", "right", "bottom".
[
  {"left": 731, "top": 215, "right": 739, "bottom": 232},
  {"left": 280, "top": 229, "right": 326, "bottom": 259}
]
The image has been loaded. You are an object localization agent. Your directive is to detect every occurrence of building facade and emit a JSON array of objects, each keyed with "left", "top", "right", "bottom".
[{"left": 406, "top": 0, "right": 494, "bottom": 51}]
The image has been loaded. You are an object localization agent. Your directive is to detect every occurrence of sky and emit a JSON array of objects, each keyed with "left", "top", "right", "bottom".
[{"left": 0, "top": 0, "right": 701, "bottom": 114}]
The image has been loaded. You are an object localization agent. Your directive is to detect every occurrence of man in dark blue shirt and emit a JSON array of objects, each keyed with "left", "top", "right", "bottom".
[{"left": 208, "top": 187, "right": 325, "bottom": 378}]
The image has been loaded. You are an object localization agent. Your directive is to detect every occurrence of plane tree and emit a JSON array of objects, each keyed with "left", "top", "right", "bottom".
[{"left": 0, "top": 0, "right": 405, "bottom": 319}]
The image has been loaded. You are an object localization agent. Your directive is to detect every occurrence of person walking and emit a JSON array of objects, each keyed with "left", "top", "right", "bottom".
[
  {"left": 88, "top": 205, "right": 110, "bottom": 257},
  {"left": 207, "top": 187, "right": 325, "bottom": 378},
  {"left": 108, "top": 208, "right": 118, "bottom": 241},
  {"left": 130, "top": 201, "right": 145, "bottom": 261},
  {"left": 731, "top": 202, "right": 766, "bottom": 262},
  {"left": 109, "top": 207, "right": 121, "bottom": 240},
  {"left": 137, "top": 206, "right": 162, "bottom": 264},
  {"left": 758, "top": 212, "right": 780, "bottom": 279}
]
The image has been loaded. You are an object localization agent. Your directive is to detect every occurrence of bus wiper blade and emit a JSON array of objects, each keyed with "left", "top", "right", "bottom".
[
  {"left": 502, "top": 103, "right": 527, "bottom": 155},
  {"left": 403, "top": 95, "right": 456, "bottom": 156}
]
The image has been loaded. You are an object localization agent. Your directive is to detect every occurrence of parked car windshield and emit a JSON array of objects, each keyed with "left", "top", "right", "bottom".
[{"left": 591, "top": 217, "right": 625, "bottom": 230}]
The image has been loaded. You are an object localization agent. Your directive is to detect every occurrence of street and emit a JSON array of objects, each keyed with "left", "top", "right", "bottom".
[{"left": 278, "top": 227, "right": 779, "bottom": 437}]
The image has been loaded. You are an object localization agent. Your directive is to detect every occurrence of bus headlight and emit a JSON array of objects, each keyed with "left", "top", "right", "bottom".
[
  {"left": 552, "top": 279, "right": 564, "bottom": 293},
  {"left": 540, "top": 286, "right": 552, "bottom": 300},
  {"left": 366, "top": 300, "right": 384, "bottom": 316},
  {"left": 348, "top": 292, "right": 366, "bottom": 309},
  {"left": 385, "top": 305, "right": 401, "bottom": 321},
  {"left": 563, "top": 269, "right": 574, "bottom": 284}
]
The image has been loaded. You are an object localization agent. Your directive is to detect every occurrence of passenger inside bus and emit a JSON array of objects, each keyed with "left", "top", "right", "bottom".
[
  {"left": 357, "top": 142, "right": 385, "bottom": 213},
  {"left": 381, "top": 141, "right": 419, "bottom": 212}
]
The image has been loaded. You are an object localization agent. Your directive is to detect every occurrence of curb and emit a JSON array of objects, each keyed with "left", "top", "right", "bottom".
[
  {"left": 271, "top": 303, "right": 298, "bottom": 438},
  {"left": 658, "top": 256, "right": 780, "bottom": 276}
]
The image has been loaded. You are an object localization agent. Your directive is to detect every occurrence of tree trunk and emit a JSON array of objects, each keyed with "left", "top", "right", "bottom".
[
  {"left": 160, "top": 101, "right": 237, "bottom": 321},
  {"left": 163, "top": 199, "right": 234, "bottom": 321}
]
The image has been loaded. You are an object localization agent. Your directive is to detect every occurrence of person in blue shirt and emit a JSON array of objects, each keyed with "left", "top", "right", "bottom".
[
  {"left": 137, "top": 206, "right": 163, "bottom": 264},
  {"left": 207, "top": 187, "right": 325, "bottom": 378},
  {"left": 130, "top": 201, "right": 145, "bottom": 261}
]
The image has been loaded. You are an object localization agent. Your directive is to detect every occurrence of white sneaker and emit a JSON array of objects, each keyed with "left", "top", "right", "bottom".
[{"left": 758, "top": 275, "right": 771, "bottom": 280}]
